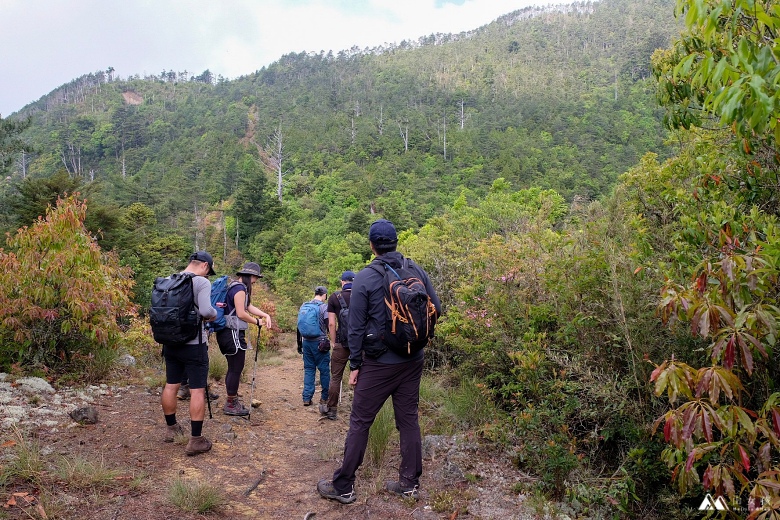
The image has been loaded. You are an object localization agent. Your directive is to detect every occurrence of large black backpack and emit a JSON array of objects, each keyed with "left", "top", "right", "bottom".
[
  {"left": 149, "top": 272, "right": 200, "bottom": 344},
  {"left": 335, "top": 292, "right": 350, "bottom": 344},
  {"left": 370, "top": 259, "right": 438, "bottom": 356}
]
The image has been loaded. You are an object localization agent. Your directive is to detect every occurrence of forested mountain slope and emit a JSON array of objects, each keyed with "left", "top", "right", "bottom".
[{"left": 3, "top": 0, "right": 678, "bottom": 303}]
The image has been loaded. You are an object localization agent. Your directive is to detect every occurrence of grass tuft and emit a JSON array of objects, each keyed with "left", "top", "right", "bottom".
[
  {"left": 446, "top": 377, "right": 496, "bottom": 429},
  {"left": 367, "top": 400, "right": 395, "bottom": 467},
  {"left": 0, "top": 429, "right": 44, "bottom": 486},
  {"left": 54, "top": 455, "right": 121, "bottom": 490},
  {"left": 168, "top": 477, "right": 225, "bottom": 513}
]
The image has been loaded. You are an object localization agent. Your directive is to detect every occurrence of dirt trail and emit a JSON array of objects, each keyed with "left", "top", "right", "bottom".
[{"left": 22, "top": 333, "right": 527, "bottom": 520}]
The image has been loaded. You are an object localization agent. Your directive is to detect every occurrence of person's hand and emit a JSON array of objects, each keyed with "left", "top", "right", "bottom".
[
  {"left": 349, "top": 369, "right": 359, "bottom": 386},
  {"left": 262, "top": 315, "right": 272, "bottom": 328}
]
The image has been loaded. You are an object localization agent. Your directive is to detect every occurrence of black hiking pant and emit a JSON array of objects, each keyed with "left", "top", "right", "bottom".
[{"left": 332, "top": 356, "right": 424, "bottom": 494}]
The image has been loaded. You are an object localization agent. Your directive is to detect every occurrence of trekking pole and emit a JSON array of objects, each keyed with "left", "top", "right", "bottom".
[
  {"left": 205, "top": 382, "right": 213, "bottom": 419},
  {"left": 247, "top": 323, "right": 261, "bottom": 422},
  {"left": 205, "top": 329, "right": 213, "bottom": 419}
]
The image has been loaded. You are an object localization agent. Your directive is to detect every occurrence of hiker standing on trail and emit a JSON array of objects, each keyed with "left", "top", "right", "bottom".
[
  {"left": 159, "top": 251, "right": 218, "bottom": 456},
  {"left": 296, "top": 286, "right": 330, "bottom": 407},
  {"left": 215, "top": 262, "right": 272, "bottom": 416},
  {"left": 318, "top": 219, "right": 441, "bottom": 504},
  {"left": 320, "top": 270, "right": 356, "bottom": 421}
]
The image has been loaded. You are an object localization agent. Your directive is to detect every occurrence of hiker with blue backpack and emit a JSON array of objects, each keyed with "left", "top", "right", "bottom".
[
  {"left": 211, "top": 262, "right": 272, "bottom": 416},
  {"left": 296, "top": 286, "right": 330, "bottom": 407}
]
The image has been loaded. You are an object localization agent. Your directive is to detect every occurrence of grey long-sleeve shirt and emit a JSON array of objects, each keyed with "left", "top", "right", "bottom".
[{"left": 185, "top": 273, "right": 217, "bottom": 345}]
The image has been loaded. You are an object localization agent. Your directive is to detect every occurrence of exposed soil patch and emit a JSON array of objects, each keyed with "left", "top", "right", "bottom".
[
  {"left": 1, "top": 334, "right": 533, "bottom": 519},
  {"left": 122, "top": 91, "right": 143, "bottom": 105}
]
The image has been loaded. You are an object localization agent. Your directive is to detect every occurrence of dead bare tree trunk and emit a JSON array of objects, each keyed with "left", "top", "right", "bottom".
[
  {"left": 443, "top": 112, "right": 447, "bottom": 160},
  {"left": 398, "top": 122, "right": 409, "bottom": 152}
]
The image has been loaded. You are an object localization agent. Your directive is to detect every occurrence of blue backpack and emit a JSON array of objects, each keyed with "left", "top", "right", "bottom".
[
  {"left": 297, "top": 300, "right": 325, "bottom": 339},
  {"left": 205, "top": 275, "right": 230, "bottom": 332}
]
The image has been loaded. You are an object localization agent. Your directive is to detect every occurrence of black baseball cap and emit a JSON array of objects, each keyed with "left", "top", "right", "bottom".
[
  {"left": 369, "top": 219, "right": 398, "bottom": 244},
  {"left": 189, "top": 251, "right": 216, "bottom": 275}
]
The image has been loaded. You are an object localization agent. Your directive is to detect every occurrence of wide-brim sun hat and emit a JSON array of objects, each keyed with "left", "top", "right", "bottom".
[{"left": 236, "top": 262, "right": 263, "bottom": 277}]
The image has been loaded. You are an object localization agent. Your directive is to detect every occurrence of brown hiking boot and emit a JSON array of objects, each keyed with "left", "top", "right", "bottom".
[
  {"left": 164, "top": 423, "right": 185, "bottom": 443},
  {"left": 177, "top": 384, "right": 190, "bottom": 400},
  {"left": 223, "top": 396, "right": 249, "bottom": 416},
  {"left": 185, "top": 435, "right": 212, "bottom": 456}
]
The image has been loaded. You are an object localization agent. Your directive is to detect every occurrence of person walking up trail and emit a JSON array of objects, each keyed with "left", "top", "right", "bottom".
[
  {"left": 215, "top": 262, "right": 272, "bottom": 416},
  {"left": 317, "top": 220, "right": 441, "bottom": 504},
  {"left": 157, "top": 251, "right": 218, "bottom": 456},
  {"left": 320, "top": 270, "right": 355, "bottom": 420},
  {"left": 297, "top": 286, "right": 330, "bottom": 407}
]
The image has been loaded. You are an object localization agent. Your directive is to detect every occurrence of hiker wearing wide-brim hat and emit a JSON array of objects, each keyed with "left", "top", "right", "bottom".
[{"left": 214, "top": 261, "right": 272, "bottom": 417}]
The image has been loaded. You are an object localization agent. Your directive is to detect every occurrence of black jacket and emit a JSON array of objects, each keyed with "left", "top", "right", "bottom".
[{"left": 347, "top": 251, "right": 441, "bottom": 370}]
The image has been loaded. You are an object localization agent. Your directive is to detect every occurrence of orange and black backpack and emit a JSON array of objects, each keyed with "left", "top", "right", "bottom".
[{"left": 369, "top": 258, "right": 438, "bottom": 356}]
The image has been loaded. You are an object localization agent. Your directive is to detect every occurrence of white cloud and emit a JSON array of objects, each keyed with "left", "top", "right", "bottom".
[{"left": 0, "top": 0, "right": 547, "bottom": 116}]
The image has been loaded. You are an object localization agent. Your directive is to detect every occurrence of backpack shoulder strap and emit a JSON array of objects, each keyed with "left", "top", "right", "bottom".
[
  {"left": 336, "top": 292, "right": 347, "bottom": 308},
  {"left": 367, "top": 262, "right": 385, "bottom": 276}
]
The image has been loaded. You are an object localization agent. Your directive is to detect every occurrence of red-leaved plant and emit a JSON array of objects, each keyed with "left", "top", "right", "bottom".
[{"left": 0, "top": 195, "right": 136, "bottom": 372}]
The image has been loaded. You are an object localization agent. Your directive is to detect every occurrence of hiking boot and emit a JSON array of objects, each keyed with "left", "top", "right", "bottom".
[
  {"left": 185, "top": 435, "right": 212, "bottom": 456},
  {"left": 319, "top": 403, "right": 337, "bottom": 420},
  {"left": 177, "top": 384, "right": 190, "bottom": 400},
  {"left": 223, "top": 396, "right": 249, "bottom": 416},
  {"left": 207, "top": 388, "right": 220, "bottom": 400},
  {"left": 317, "top": 479, "right": 356, "bottom": 504},
  {"left": 303, "top": 400, "right": 312, "bottom": 406},
  {"left": 164, "top": 423, "right": 185, "bottom": 443},
  {"left": 385, "top": 481, "right": 420, "bottom": 500}
]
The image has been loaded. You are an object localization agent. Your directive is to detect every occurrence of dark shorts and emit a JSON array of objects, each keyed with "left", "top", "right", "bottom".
[
  {"left": 216, "top": 328, "right": 246, "bottom": 357},
  {"left": 163, "top": 342, "right": 209, "bottom": 389}
]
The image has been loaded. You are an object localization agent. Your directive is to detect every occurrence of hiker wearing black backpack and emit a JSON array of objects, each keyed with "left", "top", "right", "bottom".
[
  {"left": 320, "top": 270, "right": 356, "bottom": 421},
  {"left": 213, "top": 262, "right": 272, "bottom": 416},
  {"left": 296, "top": 286, "right": 330, "bottom": 407},
  {"left": 153, "top": 251, "right": 218, "bottom": 456},
  {"left": 317, "top": 219, "right": 441, "bottom": 504}
]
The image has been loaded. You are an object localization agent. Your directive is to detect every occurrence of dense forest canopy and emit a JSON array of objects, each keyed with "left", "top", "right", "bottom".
[{"left": 0, "top": 0, "right": 679, "bottom": 312}]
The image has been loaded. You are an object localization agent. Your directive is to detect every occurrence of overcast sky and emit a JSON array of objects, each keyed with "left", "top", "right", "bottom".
[{"left": 0, "top": 0, "right": 556, "bottom": 117}]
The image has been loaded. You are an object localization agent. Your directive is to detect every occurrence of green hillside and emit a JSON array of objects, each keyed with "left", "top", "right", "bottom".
[{"left": 2, "top": 0, "right": 679, "bottom": 307}]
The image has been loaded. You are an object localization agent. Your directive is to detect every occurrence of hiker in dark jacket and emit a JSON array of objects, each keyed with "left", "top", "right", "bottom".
[
  {"left": 215, "top": 262, "right": 272, "bottom": 416},
  {"left": 318, "top": 219, "right": 441, "bottom": 504},
  {"left": 320, "top": 270, "right": 356, "bottom": 421}
]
